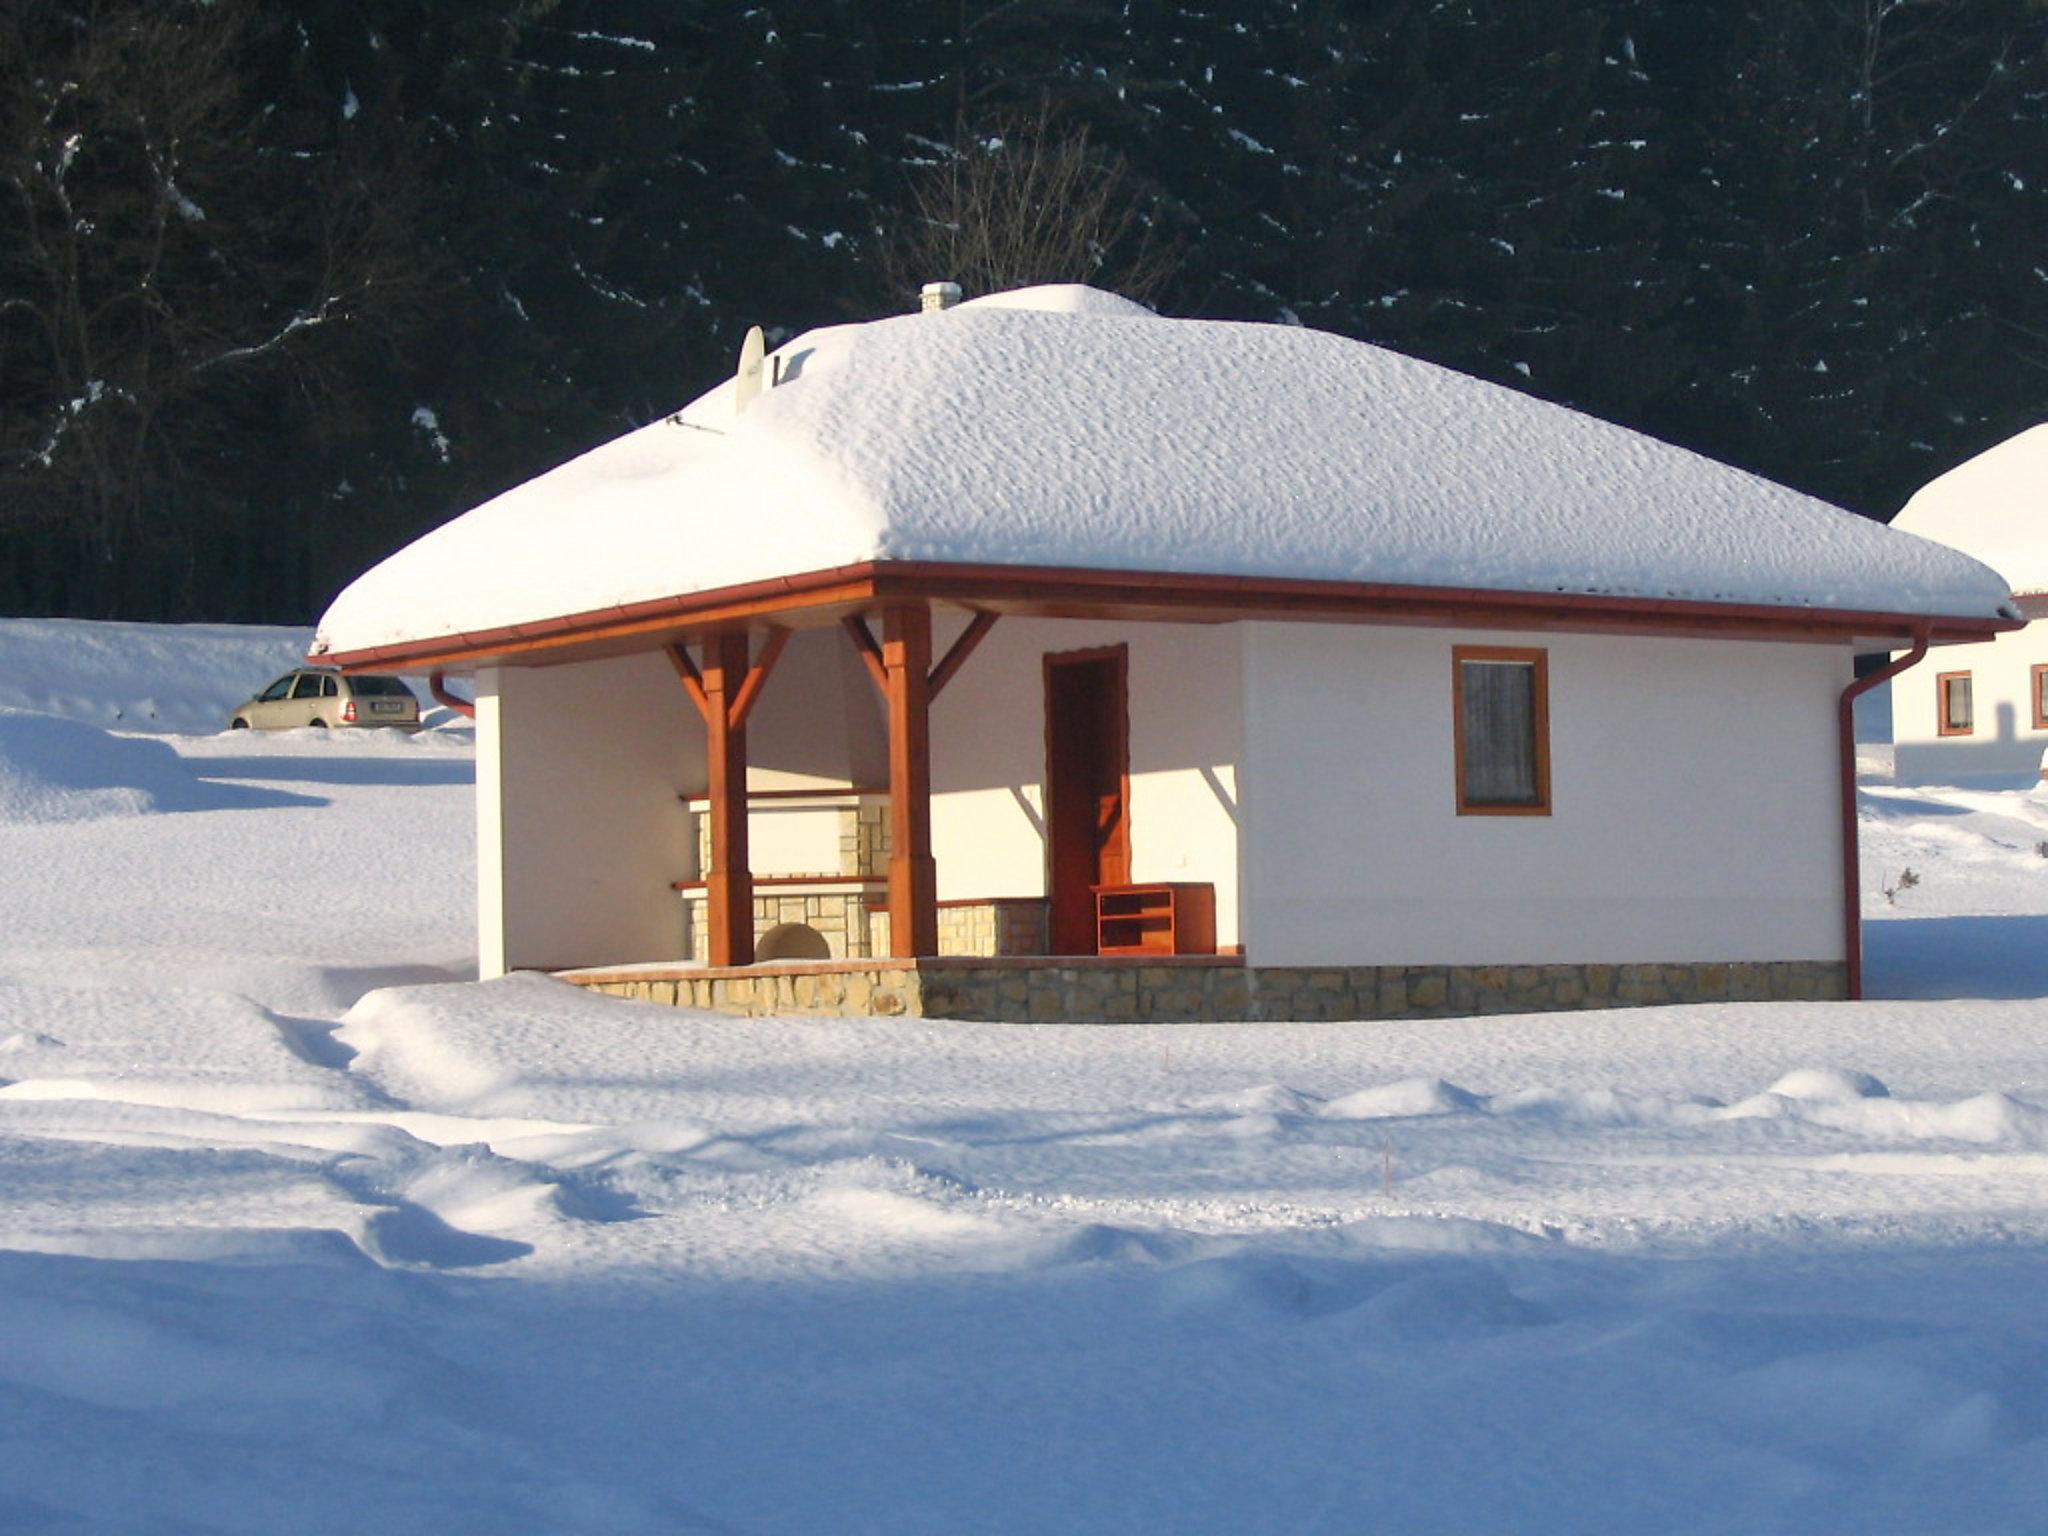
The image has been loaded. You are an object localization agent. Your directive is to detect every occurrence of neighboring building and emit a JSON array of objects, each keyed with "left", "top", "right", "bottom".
[
  {"left": 1889, "top": 426, "right": 2048, "bottom": 785},
  {"left": 311, "top": 286, "right": 2015, "bottom": 1022}
]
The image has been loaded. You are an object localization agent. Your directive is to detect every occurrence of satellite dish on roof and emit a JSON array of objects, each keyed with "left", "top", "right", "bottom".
[{"left": 734, "top": 325, "right": 766, "bottom": 414}]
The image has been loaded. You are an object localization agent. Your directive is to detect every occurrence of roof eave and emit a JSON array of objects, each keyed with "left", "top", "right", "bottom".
[{"left": 309, "top": 559, "right": 2021, "bottom": 673}]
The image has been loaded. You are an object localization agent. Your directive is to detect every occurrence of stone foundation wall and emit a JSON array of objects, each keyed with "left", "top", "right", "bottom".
[{"left": 567, "top": 957, "right": 1847, "bottom": 1024}]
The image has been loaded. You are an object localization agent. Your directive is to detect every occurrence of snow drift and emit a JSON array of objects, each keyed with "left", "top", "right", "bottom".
[
  {"left": 0, "top": 710, "right": 235, "bottom": 824},
  {"left": 0, "top": 618, "right": 310, "bottom": 734}
]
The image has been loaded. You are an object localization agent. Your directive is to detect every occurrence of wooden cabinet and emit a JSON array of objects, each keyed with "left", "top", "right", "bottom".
[{"left": 1094, "top": 882, "right": 1217, "bottom": 956}]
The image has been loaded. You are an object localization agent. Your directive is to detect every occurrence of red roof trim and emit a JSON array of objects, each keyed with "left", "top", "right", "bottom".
[{"left": 310, "top": 559, "right": 2020, "bottom": 671}]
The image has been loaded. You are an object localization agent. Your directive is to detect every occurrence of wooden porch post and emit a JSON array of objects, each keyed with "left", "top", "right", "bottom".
[
  {"left": 702, "top": 632, "right": 753, "bottom": 966},
  {"left": 882, "top": 602, "right": 938, "bottom": 957}
]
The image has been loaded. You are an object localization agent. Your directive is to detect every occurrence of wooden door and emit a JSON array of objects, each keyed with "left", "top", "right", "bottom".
[{"left": 1045, "top": 647, "right": 1130, "bottom": 954}]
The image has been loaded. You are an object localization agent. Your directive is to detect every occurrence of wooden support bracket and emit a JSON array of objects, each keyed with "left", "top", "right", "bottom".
[
  {"left": 669, "top": 628, "right": 789, "bottom": 729},
  {"left": 845, "top": 609, "right": 997, "bottom": 702},
  {"left": 842, "top": 614, "right": 888, "bottom": 696},
  {"left": 927, "top": 611, "right": 998, "bottom": 700},
  {"left": 728, "top": 626, "right": 789, "bottom": 730},
  {"left": 666, "top": 643, "right": 710, "bottom": 722}
]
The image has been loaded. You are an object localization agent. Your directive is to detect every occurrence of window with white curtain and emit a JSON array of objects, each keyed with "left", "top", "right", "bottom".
[
  {"left": 1454, "top": 647, "right": 1550, "bottom": 814},
  {"left": 1937, "top": 672, "right": 1973, "bottom": 737}
]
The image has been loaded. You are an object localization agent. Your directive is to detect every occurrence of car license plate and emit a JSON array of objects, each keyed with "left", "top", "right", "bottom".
[{"left": 372, "top": 700, "right": 403, "bottom": 713}]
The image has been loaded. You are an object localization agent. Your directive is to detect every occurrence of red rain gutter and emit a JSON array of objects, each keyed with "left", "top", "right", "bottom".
[
  {"left": 308, "top": 559, "right": 2017, "bottom": 673},
  {"left": 427, "top": 671, "right": 476, "bottom": 719},
  {"left": 1838, "top": 627, "right": 1930, "bottom": 1001}
]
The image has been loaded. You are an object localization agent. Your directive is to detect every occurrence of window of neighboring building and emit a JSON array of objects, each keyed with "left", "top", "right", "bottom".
[
  {"left": 1937, "top": 671, "right": 1973, "bottom": 736},
  {"left": 2033, "top": 664, "right": 2048, "bottom": 731},
  {"left": 1454, "top": 646, "right": 1550, "bottom": 814}
]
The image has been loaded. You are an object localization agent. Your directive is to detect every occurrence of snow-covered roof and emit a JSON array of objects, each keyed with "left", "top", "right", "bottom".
[
  {"left": 1890, "top": 424, "right": 2048, "bottom": 596},
  {"left": 314, "top": 286, "right": 2014, "bottom": 659}
]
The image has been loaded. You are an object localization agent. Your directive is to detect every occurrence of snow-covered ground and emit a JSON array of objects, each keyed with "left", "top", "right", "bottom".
[{"left": 3, "top": 621, "right": 2047, "bottom": 1533}]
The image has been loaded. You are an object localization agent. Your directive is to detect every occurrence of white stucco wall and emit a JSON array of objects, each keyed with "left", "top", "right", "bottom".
[
  {"left": 929, "top": 615, "right": 1244, "bottom": 947},
  {"left": 477, "top": 653, "right": 698, "bottom": 975},
  {"left": 739, "top": 626, "right": 888, "bottom": 793},
  {"left": 1891, "top": 624, "right": 2048, "bottom": 785},
  {"left": 1238, "top": 624, "right": 1849, "bottom": 966}
]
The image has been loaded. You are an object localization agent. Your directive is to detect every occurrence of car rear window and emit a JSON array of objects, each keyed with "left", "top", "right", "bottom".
[{"left": 349, "top": 676, "right": 415, "bottom": 698}]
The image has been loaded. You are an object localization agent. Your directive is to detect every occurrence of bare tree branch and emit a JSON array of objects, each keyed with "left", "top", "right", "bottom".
[{"left": 873, "top": 106, "right": 1180, "bottom": 309}]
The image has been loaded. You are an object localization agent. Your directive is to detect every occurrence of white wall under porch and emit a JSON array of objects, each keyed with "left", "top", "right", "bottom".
[
  {"left": 927, "top": 615, "right": 1245, "bottom": 950},
  {"left": 1239, "top": 624, "right": 1850, "bottom": 967},
  {"left": 477, "top": 653, "right": 699, "bottom": 975}
]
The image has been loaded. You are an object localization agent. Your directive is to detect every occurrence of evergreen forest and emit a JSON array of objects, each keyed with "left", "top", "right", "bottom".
[{"left": 4, "top": 0, "right": 2046, "bottom": 624}]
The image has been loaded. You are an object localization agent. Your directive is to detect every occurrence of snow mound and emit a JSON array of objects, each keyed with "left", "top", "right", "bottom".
[
  {"left": 1352, "top": 1265, "right": 1551, "bottom": 1335},
  {"left": 1766, "top": 1066, "right": 1892, "bottom": 1102},
  {"left": 337, "top": 982, "right": 538, "bottom": 1113},
  {"left": 1333, "top": 1215, "right": 1554, "bottom": 1254},
  {"left": 314, "top": 287, "right": 2013, "bottom": 660},
  {"left": 1037, "top": 1222, "right": 1198, "bottom": 1267},
  {"left": 1720, "top": 1083, "right": 2048, "bottom": 1143},
  {"left": 1322, "top": 1077, "right": 1484, "bottom": 1120},
  {"left": 1179, "top": 1082, "right": 1322, "bottom": 1117},
  {"left": 0, "top": 709, "right": 221, "bottom": 824},
  {"left": 959, "top": 282, "right": 1157, "bottom": 317}
]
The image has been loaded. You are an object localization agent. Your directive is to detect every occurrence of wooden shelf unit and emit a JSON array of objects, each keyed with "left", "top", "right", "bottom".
[{"left": 1093, "top": 882, "right": 1217, "bottom": 957}]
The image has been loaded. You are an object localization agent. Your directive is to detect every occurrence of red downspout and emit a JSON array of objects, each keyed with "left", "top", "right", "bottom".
[
  {"left": 428, "top": 670, "right": 476, "bottom": 719},
  {"left": 1838, "top": 626, "right": 1929, "bottom": 1000}
]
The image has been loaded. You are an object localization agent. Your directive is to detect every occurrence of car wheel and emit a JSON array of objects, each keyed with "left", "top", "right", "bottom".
[
  {"left": 309, "top": 718, "right": 327, "bottom": 729},
  {"left": 230, "top": 718, "right": 249, "bottom": 730}
]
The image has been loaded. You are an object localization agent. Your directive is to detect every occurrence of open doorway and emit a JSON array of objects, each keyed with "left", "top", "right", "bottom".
[{"left": 1044, "top": 646, "right": 1130, "bottom": 953}]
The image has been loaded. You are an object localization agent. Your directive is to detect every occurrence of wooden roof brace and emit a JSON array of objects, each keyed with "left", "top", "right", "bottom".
[
  {"left": 844, "top": 609, "right": 998, "bottom": 702},
  {"left": 668, "top": 627, "right": 790, "bottom": 728}
]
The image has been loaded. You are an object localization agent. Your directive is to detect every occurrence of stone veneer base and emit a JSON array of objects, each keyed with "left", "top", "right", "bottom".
[{"left": 555, "top": 957, "right": 1848, "bottom": 1024}]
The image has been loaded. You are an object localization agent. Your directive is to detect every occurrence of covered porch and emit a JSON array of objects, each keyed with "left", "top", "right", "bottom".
[
  {"left": 464, "top": 565, "right": 1270, "bottom": 1004},
  {"left": 647, "top": 594, "right": 1237, "bottom": 974}
]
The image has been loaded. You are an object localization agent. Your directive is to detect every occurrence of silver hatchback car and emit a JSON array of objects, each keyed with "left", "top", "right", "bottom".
[{"left": 230, "top": 668, "right": 421, "bottom": 730}]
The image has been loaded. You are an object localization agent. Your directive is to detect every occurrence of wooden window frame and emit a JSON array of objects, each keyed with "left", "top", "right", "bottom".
[
  {"left": 1452, "top": 645, "right": 1551, "bottom": 816},
  {"left": 2032, "top": 664, "right": 2048, "bottom": 731},
  {"left": 1935, "top": 670, "right": 1974, "bottom": 737}
]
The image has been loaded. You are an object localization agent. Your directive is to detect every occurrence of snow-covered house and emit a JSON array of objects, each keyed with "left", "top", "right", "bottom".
[
  {"left": 311, "top": 285, "right": 2016, "bottom": 1022},
  {"left": 1887, "top": 426, "right": 2048, "bottom": 785}
]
